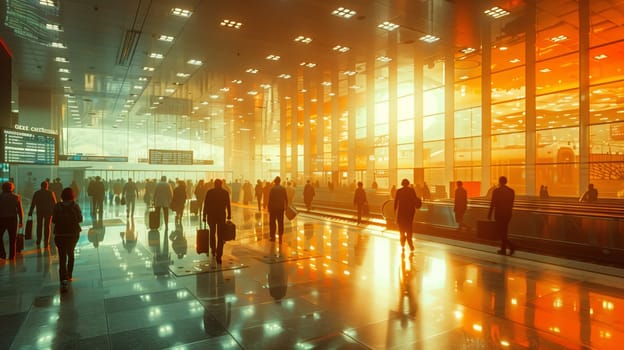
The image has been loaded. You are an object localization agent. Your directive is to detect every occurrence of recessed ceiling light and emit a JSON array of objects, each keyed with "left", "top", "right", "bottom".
[
  {"left": 58, "top": 68, "right": 70, "bottom": 73},
  {"left": 419, "top": 34, "right": 440, "bottom": 43},
  {"left": 332, "top": 45, "right": 350, "bottom": 53},
  {"left": 187, "top": 59, "right": 202, "bottom": 66},
  {"left": 294, "top": 35, "right": 312, "bottom": 44},
  {"left": 278, "top": 74, "right": 291, "bottom": 79},
  {"left": 170, "top": 8, "right": 192, "bottom": 17},
  {"left": 321, "top": 81, "right": 332, "bottom": 86},
  {"left": 550, "top": 35, "right": 568, "bottom": 42},
  {"left": 149, "top": 52, "right": 164, "bottom": 59},
  {"left": 332, "top": 7, "right": 356, "bottom": 19},
  {"left": 540, "top": 68, "right": 552, "bottom": 73},
  {"left": 593, "top": 54, "right": 607, "bottom": 60},
  {"left": 133, "top": 85, "right": 143, "bottom": 90},
  {"left": 461, "top": 47, "right": 476, "bottom": 54},
  {"left": 138, "top": 77, "right": 148, "bottom": 81},
  {"left": 300, "top": 62, "right": 317, "bottom": 68},
  {"left": 220, "top": 19, "right": 242, "bottom": 29},
  {"left": 60, "top": 77, "right": 69, "bottom": 81},
  {"left": 343, "top": 70, "right": 356, "bottom": 76},
  {"left": 54, "top": 57, "right": 68, "bottom": 63},
  {"left": 143, "top": 66, "right": 155, "bottom": 71},
  {"left": 509, "top": 58, "right": 521, "bottom": 63},
  {"left": 266, "top": 54, "right": 280, "bottom": 61},
  {"left": 247, "top": 91, "right": 258, "bottom": 96},
  {"left": 484, "top": 6, "right": 510, "bottom": 18},
  {"left": 158, "top": 35, "right": 174, "bottom": 42},
  {"left": 176, "top": 72, "right": 190, "bottom": 78},
  {"left": 49, "top": 42, "right": 66, "bottom": 48},
  {"left": 39, "top": 0, "right": 56, "bottom": 7},
  {"left": 260, "top": 84, "right": 271, "bottom": 89},
  {"left": 45, "top": 23, "right": 62, "bottom": 31},
  {"left": 378, "top": 21, "right": 399, "bottom": 31},
  {"left": 201, "top": 101, "right": 209, "bottom": 105},
  {"left": 376, "top": 56, "right": 392, "bottom": 62},
  {"left": 231, "top": 79, "right": 242, "bottom": 84},
  {"left": 246, "top": 68, "right": 258, "bottom": 74}
]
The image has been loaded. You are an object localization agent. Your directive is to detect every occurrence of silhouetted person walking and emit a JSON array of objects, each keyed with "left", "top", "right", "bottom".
[
  {"left": 268, "top": 176, "right": 288, "bottom": 243},
  {"left": 203, "top": 179, "right": 231, "bottom": 264},
  {"left": 353, "top": 181, "right": 368, "bottom": 225},
  {"left": 122, "top": 178, "right": 139, "bottom": 218},
  {"left": 488, "top": 176, "right": 515, "bottom": 256},
  {"left": 0, "top": 182, "right": 24, "bottom": 261},
  {"left": 454, "top": 180, "right": 469, "bottom": 231},
  {"left": 303, "top": 180, "right": 315, "bottom": 211},
  {"left": 580, "top": 183, "right": 598, "bottom": 203},
  {"left": 153, "top": 176, "right": 173, "bottom": 230},
  {"left": 52, "top": 187, "right": 83, "bottom": 292},
  {"left": 87, "top": 176, "right": 105, "bottom": 221},
  {"left": 28, "top": 181, "right": 57, "bottom": 249},
  {"left": 394, "top": 179, "right": 421, "bottom": 253}
]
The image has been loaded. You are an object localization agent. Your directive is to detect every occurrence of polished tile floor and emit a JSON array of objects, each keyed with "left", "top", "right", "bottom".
[{"left": 1, "top": 200, "right": 623, "bottom": 349}]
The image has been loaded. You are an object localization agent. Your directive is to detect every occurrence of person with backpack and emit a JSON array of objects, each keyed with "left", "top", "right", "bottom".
[{"left": 52, "top": 187, "right": 83, "bottom": 292}]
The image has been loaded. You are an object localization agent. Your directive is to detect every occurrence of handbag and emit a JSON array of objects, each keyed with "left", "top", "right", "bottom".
[
  {"left": 16, "top": 232, "right": 24, "bottom": 252},
  {"left": 25, "top": 217, "right": 33, "bottom": 240},
  {"left": 285, "top": 205, "right": 298, "bottom": 220},
  {"left": 222, "top": 220, "right": 236, "bottom": 241},
  {"left": 120, "top": 197, "right": 126, "bottom": 205}
]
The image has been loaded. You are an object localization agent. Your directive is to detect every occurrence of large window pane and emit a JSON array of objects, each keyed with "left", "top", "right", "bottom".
[
  {"left": 492, "top": 132, "right": 525, "bottom": 166},
  {"left": 536, "top": 128, "right": 579, "bottom": 164},
  {"left": 397, "top": 143, "right": 414, "bottom": 168},
  {"left": 536, "top": 91, "right": 579, "bottom": 129},
  {"left": 491, "top": 100, "right": 526, "bottom": 134},
  {"left": 423, "top": 114, "right": 444, "bottom": 141},
  {"left": 589, "top": 82, "right": 624, "bottom": 125},
  {"left": 455, "top": 77, "right": 481, "bottom": 110},
  {"left": 423, "top": 140, "right": 444, "bottom": 167},
  {"left": 536, "top": 53, "right": 579, "bottom": 94},
  {"left": 491, "top": 67, "right": 525, "bottom": 104},
  {"left": 454, "top": 137, "right": 482, "bottom": 167},
  {"left": 455, "top": 108, "right": 482, "bottom": 138},
  {"left": 398, "top": 120, "right": 414, "bottom": 144},
  {"left": 423, "top": 87, "right": 444, "bottom": 115}
]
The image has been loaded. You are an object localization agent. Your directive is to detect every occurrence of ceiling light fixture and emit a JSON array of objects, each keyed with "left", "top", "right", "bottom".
[
  {"left": 332, "top": 45, "right": 350, "bottom": 53},
  {"left": 294, "top": 35, "right": 312, "bottom": 44},
  {"left": 231, "top": 79, "right": 242, "bottom": 84},
  {"left": 45, "top": 23, "right": 62, "bottom": 31},
  {"left": 58, "top": 68, "right": 70, "bottom": 73},
  {"left": 246, "top": 68, "right": 258, "bottom": 74},
  {"left": 300, "top": 62, "right": 317, "bottom": 68},
  {"left": 343, "top": 70, "right": 356, "bottom": 76},
  {"left": 321, "top": 81, "right": 332, "bottom": 87},
  {"left": 332, "top": 7, "right": 356, "bottom": 19},
  {"left": 39, "top": 0, "right": 56, "bottom": 7},
  {"left": 143, "top": 66, "right": 155, "bottom": 71},
  {"left": 484, "top": 6, "right": 510, "bottom": 18},
  {"left": 170, "top": 8, "right": 192, "bottom": 17},
  {"left": 220, "top": 19, "right": 242, "bottom": 29},
  {"left": 420, "top": 34, "right": 440, "bottom": 43},
  {"left": 54, "top": 57, "right": 68, "bottom": 63},
  {"left": 278, "top": 74, "right": 291, "bottom": 79},
  {"left": 138, "top": 77, "right": 148, "bottom": 81},
  {"left": 176, "top": 72, "right": 190, "bottom": 78},
  {"left": 266, "top": 54, "right": 280, "bottom": 61},
  {"left": 550, "top": 35, "right": 568, "bottom": 42},
  {"left": 376, "top": 56, "right": 392, "bottom": 62},
  {"left": 593, "top": 54, "right": 607, "bottom": 60},
  {"left": 461, "top": 47, "right": 476, "bottom": 54},
  {"left": 49, "top": 42, "right": 66, "bottom": 48},
  {"left": 149, "top": 52, "right": 164, "bottom": 59},
  {"left": 378, "top": 21, "right": 399, "bottom": 31},
  {"left": 158, "top": 35, "right": 174, "bottom": 42},
  {"left": 187, "top": 59, "right": 202, "bottom": 66}
]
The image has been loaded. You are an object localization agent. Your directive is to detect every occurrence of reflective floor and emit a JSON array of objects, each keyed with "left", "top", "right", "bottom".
[{"left": 1, "top": 200, "right": 623, "bottom": 349}]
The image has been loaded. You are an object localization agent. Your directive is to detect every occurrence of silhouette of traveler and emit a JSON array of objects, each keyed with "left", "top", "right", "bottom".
[
  {"left": 303, "top": 180, "right": 315, "bottom": 211},
  {"left": 171, "top": 180, "right": 187, "bottom": 224},
  {"left": 203, "top": 179, "right": 231, "bottom": 264},
  {"left": 122, "top": 178, "right": 139, "bottom": 218},
  {"left": 580, "top": 183, "right": 598, "bottom": 203},
  {"left": 454, "top": 180, "right": 469, "bottom": 231},
  {"left": 488, "top": 176, "right": 516, "bottom": 256},
  {"left": 353, "top": 181, "right": 368, "bottom": 225},
  {"left": 28, "top": 181, "right": 57, "bottom": 249},
  {"left": 0, "top": 182, "right": 24, "bottom": 260},
  {"left": 52, "top": 187, "right": 83, "bottom": 292},
  {"left": 87, "top": 176, "right": 105, "bottom": 221},
  {"left": 153, "top": 176, "right": 173, "bottom": 230},
  {"left": 394, "top": 179, "right": 421, "bottom": 253},
  {"left": 254, "top": 180, "right": 263, "bottom": 211},
  {"left": 268, "top": 176, "right": 288, "bottom": 243}
]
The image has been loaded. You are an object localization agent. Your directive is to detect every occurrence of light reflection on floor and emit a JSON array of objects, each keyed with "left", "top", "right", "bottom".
[{"left": 0, "top": 200, "right": 623, "bottom": 349}]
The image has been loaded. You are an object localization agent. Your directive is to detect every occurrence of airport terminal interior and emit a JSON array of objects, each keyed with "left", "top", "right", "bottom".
[{"left": 1, "top": 0, "right": 624, "bottom": 349}]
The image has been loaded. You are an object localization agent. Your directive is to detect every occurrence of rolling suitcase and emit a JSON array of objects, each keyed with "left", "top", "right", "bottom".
[
  {"left": 222, "top": 220, "right": 236, "bottom": 241},
  {"left": 25, "top": 216, "right": 33, "bottom": 240},
  {"left": 196, "top": 221, "right": 210, "bottom": 254},
  {"left": 477, "top": 220, "right": 498, "bottom": 240},
  {"left": 149, "top": 207, "right": 160, "bottom": 229}
]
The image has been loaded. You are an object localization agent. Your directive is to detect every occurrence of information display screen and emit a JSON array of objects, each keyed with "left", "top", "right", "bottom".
[
  {"left": 1, "top": 128, "right": 58, "bottom": 165},
  {"left": 148, "top": 149, "right": 193, "bottom": 165},
  {"left": 59, "top": 155, "right": 128, "bottom": 162}
]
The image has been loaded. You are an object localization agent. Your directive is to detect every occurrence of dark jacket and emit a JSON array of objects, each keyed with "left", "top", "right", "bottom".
[
  {"left": 52, "top": 201, "right": 83, "bottom": 237},
  {"left": 29, "top": 189, "right": 57, "bottom": 217},
  {"left": 454, "top": 187, "right": 468, "bottom": 214},
  {"left": 488, "top": 185, "right": 515, "bottom": 222},
  {"left": 0, "top": 191, "right": 24, "bottom": 224},
  {"left": 203, "top": 187, "right": 231, "bottom": 220},
  {"left": 268, "top": 184, "right": 288, "bottom": 212},
  {"left": 353, "top": 188, "right": 367, "bottom": 206},
  {"left": 394, "top": 187, "right": 421, "bottom": 224}
]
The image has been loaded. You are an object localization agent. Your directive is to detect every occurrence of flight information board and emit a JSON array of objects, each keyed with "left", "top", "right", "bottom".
[
  {"left": 1, "top": 128, "right": 58, "bottom": 165},
  {"left": 148, "top": 149, "right": 193, "bottom": 165}
]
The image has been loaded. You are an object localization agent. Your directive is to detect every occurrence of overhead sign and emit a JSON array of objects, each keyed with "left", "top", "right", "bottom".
[
  {"left": 1, "top": 128, "right": 58, "bottom": 165},
  {"left": 148, "top": 149, "right": 193, "bottom": 165}
]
